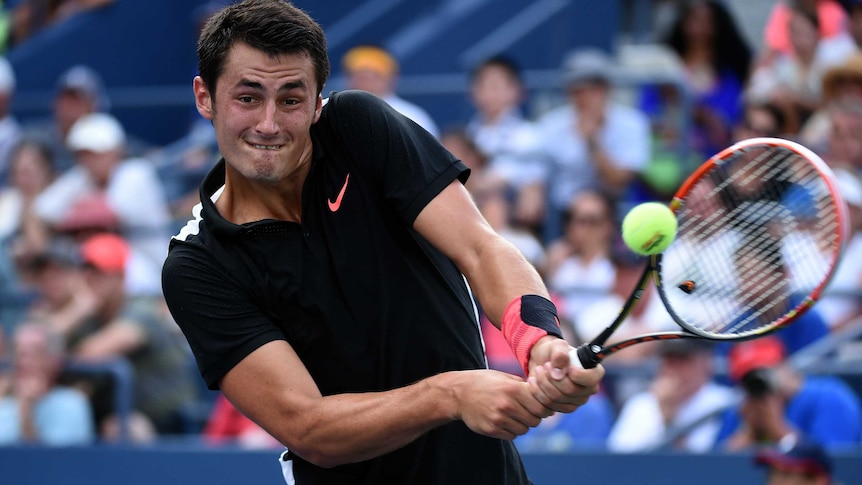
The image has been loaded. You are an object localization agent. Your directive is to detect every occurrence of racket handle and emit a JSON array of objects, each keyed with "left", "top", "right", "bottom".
[{"left": 571, "top": 344, "right": 602, "bottom": 369}]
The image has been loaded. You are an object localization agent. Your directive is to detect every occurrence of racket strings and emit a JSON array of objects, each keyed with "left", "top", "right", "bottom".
[{"left": 661, "top": 144, "right": 841, "bottom": 338}]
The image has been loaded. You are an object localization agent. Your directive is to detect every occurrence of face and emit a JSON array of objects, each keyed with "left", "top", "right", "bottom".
[
  {"left": 348, "top": 68, "right": 392, "bottom": 97},
  {"left": 54, "top": 90, "right": 95, "bottom": 134},
  {"left": 683, "top": 2, "right": 715, "bottom": 41},
  {"left": 194, "top": 42, "right": 323, "bottom": 185},
  {"left": 470, "top": 65, "right": 521, "bottom": 118},
  {"left": 789, "top": 11, "right": 819, "bottom": 58},
  {"left": 569, "top": 82, "right": 608, "bottom": 116},
  {"left": 10, "top": 145, "right": 53, "bottom": 196},
  {"left": 829, "top": 110, "right": 862, "bottom": 168},
  {"left": 735, "top": 107, "right": 778, "bottom": 141},
  {"left": 76, "top": 149, "right": 120, "bottom": 187},
  {"left": 14, "top": 326, "right": 58, "bottom": 377},
  {"left": 565, "top": 192, "right": 613, "bottom": 250},
  {"left": 659, "top": 352, "right": 710, "bottom": 396}
]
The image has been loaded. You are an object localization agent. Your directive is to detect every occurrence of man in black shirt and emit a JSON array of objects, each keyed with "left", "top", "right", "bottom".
[{"left": 162, "top": 1, "right": 604, "bottom": 483}]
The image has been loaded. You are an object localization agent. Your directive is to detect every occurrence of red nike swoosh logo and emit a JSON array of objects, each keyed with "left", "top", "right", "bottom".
[{"left": 328, "top": 173, "right": 350, "bottom": 212}]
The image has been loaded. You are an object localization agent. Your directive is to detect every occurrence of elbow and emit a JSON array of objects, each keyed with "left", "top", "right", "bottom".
[{"left": 288, "top": 444, "right": 346, "bottom": 469}]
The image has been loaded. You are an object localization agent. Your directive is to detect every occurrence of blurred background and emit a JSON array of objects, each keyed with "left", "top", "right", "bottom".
[{"left": 1, "top": 0, "right": 862, "bottom": 484}]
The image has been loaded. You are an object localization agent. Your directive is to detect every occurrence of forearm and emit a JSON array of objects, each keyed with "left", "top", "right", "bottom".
[
  {"left": 460, "top": 235, "right": 549, "bottom": 326},
  {"left": 276, "top": 373, "right": 456, "bottom": 467}
]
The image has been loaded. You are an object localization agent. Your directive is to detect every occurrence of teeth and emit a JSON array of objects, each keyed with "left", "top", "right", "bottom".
[{"left": 252, "top": 144, "right": 281, "bottom": 150}]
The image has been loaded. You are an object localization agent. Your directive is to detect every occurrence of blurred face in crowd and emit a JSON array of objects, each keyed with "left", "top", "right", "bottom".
[
  {"left": 789, "top": 10, "right": 819, "bottom": 60},
  {"left": 658, "top": 350, "right": 712, "bottom": 400},
  {"left": 564, "top": 190, "right": 613, "bottom": 254},
  {"left": 33, "top": 261, "right": 80, "bottom": 309},
  {"left": 829, "top": 108, "right": 862, "bottom": 169},
  {"left": 569, "top": 81, "right": 608, "bottom": 118},
  {"left": 682, "top": 1, "right": 715, "bottom": 42},
  {"left": 14, "top": 324, "right": 61, "bottom": 380},
  {"left": 470, "top": 64, "right": 522, "bottom": 120},
  {"left": 194, "top": 42, "right": 323, "bottom": 185},
  {"left": 735, "top": 106, "right": 779, "bottom": 141},
  {"left": 10, "top": 143, "right": 54, "bottom": 197},
  {"left": 348, "top": 68, "right": 393, "bottom": 97},
  {"left": 76, "top": 149, "right": 121, "bottom": 188},
  {"left": 54, "top": 90, "right": 95, "bottom": 135}
]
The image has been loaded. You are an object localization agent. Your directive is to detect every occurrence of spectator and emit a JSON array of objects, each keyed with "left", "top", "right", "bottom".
[
  {"left": 607, "top": 340, "right": 736, "bottom": 453},
  {"left": 543, "top": 188, "right": 618, "bottom": 328},
  {"left": 0, "top": 140, "right": 56, "bottom": 244},
  {"left": 754, "top": 437, "right": 835, "bottom": 485},
  {"left": 747, "top": 4, "right": 857, "bottom": 135},
  {"left": 20, "top": 237, "right": 94, "bottom": 339},
  {"left": 341, "top": 44, "right": 439, "bottom": 137},
  {"left": 716, "top": 337, "right": 862, "bottom": 451},
  {"left": 823, "top": 96, "right": 862, "bottom": 173},
  {"left": 0, "top": 140, "right": 57, "bottom": 326},
  {"left": 466, "top": 56, "right": 546, "bottom": 230},
  {"left": 762, "top": 0, "right": 852, "bottom": 66},
  {"left": 733, "top": 101, "right": 787, "bottom": 141},
  {"left": 815, "top": 160, "right": 862, "bottom": 331},
  {"left": 843, "top": 0, "right": 862, "bottom": 49},
  {"left": 62, "top": 233, "right": 196, "bottom": 437},
  {"left": 536, "top": 48, "right": 650, "bottom": 241},
  {"left": 648, "top": 0, "right": 752, "bottom": 158},
  {"left": 26, "top": 112, "right": 171, "bottom": 298},
  {"left": 23, "top": 65, "right": 109, "bottom": 173},
  {"left": 800, "top": 52, "right": 862, "bottom": 151},
  {"left": 0, "top": 320, "right": 95, "bottom": 445},
  {"left": 0, "top": 56, "right": 22, "bottom": 184}
]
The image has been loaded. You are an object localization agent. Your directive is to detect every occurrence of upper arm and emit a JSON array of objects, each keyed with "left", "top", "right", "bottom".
[
  {"left": 413, "top": 180, "right": 497, "bottom": 272},
  {"left": 219, "top": 339, "right": 322, "bottom": 450}
]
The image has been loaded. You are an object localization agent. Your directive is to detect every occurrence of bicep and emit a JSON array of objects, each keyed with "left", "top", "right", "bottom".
[
  {"left": 413, "top": 180, "right": 496, "bottom": 270},
  {"left": 219, "top": 339, "right": 322, "bottom": 448}
]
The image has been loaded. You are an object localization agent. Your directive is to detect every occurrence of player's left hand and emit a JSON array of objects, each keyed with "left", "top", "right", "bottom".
[{"left": 526, "top": 336, "right": 604, "bottom": 413}]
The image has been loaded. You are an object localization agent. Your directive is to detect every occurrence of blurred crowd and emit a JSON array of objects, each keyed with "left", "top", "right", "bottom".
[{"left": 0, "top": 1, "right": 860, "bottom": 474}]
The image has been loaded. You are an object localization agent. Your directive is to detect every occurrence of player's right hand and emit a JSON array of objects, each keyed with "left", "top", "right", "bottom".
[{"left": 443, "top": 369, "right": 553, "bottom": 440}]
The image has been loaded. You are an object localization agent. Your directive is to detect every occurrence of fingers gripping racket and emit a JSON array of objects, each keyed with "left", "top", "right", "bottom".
[{"left": 572, "top": 137, "right": 849, "bottom": 369}]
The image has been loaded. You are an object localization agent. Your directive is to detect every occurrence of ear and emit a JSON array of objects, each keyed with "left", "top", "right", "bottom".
[
  {"left": 312, "top": 93, "right": 323, "bottom": 124},
  {"left": 194, "top": 76, "right": 214, "bottom": 120}
]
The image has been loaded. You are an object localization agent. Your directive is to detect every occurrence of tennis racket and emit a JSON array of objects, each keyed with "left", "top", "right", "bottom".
[{"left": 572, "top": 137, "right": 849, "bottom": 369}]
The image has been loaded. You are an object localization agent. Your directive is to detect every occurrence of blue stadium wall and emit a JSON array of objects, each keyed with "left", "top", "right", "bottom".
[
  {"left": 7, "top": 0, "right": 618, "bottom": 146},
  {"left": 1, "top": 446, "right": 862, "bottom": 485}
]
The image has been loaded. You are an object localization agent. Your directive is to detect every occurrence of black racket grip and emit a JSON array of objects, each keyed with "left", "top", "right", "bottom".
[{"left": 573, "top": 344, "right": 603, "bottom": 369}]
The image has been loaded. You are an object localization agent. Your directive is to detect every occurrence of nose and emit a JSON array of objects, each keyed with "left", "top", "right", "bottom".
[{"left": 255, "top": 101, "right": 280, "bottom": 136}]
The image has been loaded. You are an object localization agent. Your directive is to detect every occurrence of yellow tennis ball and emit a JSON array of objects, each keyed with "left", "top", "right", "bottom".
[{"left": 621, "top": 202, "right": 678, "bottom": 255}]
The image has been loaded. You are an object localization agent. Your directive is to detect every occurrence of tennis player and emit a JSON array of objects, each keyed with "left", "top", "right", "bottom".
[{"left": 161, "top": 1, "right": 604, "bottom": 483}]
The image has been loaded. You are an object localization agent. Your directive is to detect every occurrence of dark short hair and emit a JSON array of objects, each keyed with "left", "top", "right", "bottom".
[
  {"left": 470, "top": 55, "right": 523, "bottom": 85},
  {"left": 197, "top": 0, "right": 330, "bottom": 97}
]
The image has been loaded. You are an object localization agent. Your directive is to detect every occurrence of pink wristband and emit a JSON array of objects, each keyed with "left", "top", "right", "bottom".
[{"left": 501, "top": 295, "right": 562, "bottom": 376}]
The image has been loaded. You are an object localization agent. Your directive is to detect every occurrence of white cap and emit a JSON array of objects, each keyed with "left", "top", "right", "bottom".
[
  {"left": 0, "top": 57, "right": 16, "bottom": 94},
  {"left": 66, "top": 113, "right": 126, "bottom": 153}
]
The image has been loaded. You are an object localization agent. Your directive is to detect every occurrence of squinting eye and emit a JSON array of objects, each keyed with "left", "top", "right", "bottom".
[
  {"left": 239, "top": 96, "right": 254, "bottom": 103},
  {"left": 283, "top": 99, "right": 299, "bottom": 106}
]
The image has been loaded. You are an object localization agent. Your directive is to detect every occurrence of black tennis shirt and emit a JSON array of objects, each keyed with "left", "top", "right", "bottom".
[{"left": 162, "top": 91, "right": 530, "bottom": 484}]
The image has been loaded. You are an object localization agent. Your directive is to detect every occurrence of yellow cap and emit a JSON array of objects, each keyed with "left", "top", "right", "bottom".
[{"left": 342, "top": 46, "right": 398, "bottom": 77}]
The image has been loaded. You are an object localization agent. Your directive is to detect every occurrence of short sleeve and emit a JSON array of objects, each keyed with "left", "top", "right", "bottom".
[{"left": 162, "top": 243, "right": 286, "bottom": 389}]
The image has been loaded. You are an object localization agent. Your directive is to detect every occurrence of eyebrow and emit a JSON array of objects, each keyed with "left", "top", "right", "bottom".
[{"left": 237, "top": 79, "right": 308, "bottom": 92}]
